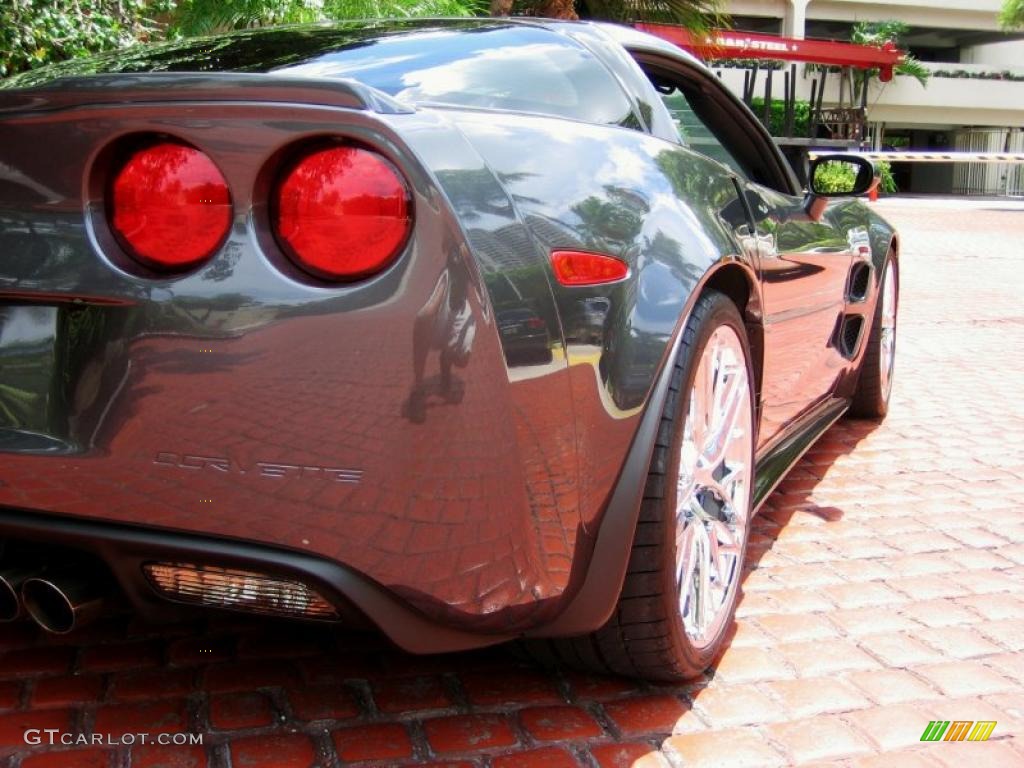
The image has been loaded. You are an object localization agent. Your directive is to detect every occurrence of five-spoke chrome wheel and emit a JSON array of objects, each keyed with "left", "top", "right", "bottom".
[
  {"left": 879, "top": 260, "right": 897, "bottom": 401},
  {"left": 675, "top": 325, "right": 753, "bottom": 649}
]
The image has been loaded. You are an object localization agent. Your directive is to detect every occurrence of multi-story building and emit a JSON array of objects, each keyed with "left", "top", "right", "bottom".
[{"left": 717, "top": 1, "right": 1024, "bottom": 194}]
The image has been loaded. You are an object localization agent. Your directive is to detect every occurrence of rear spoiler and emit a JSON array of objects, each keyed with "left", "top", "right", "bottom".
[{"left": 0, "top": 72, "right": 413, "bottom": 115}]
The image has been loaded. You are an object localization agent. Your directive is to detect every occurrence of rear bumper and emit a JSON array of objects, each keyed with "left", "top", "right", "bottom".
[{"left": 0, "top": 505, "right": 514, "bottom": 653}]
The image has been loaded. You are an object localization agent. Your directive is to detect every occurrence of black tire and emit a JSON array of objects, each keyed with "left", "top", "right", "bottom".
[
  {"left": 850, "top": 255, "right": 898, "bottom": 419},
  {"left": 533, "top": 290, "right": 755, "bottom": 681}
]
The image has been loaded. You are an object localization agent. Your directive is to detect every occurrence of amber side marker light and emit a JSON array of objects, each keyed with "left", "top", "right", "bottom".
[
  {"left": 109, "top": 141, "right": 232, "bottom": 271},
  {"left": 551, "top": 250, "right": 629, "bottom": 286},
  {"left": 143, "top": 562, "right": 339, "bottom": 620},
  {"left": 273, "top": 144, "right": 412, "bottom": 281}
]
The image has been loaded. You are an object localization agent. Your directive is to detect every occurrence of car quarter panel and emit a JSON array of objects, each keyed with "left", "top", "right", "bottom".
[
  {"left": 443, "top": 110, "right": 760, "bottom": 533},
  {"left": 0, "top": 98, "right": 586, "bottom": 633}
]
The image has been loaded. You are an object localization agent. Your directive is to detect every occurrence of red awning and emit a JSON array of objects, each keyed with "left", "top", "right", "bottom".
[{"left": 635, "top": 23, "right": 902, "bottom": 82}]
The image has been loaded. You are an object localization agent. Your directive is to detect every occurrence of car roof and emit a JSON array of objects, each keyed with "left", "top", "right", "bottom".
[
  {"left": 579, "top": 21, "right": 707, "bottom": 68},
  {"left": 2, "top": 17, "right": 709, "bottom": 90}
]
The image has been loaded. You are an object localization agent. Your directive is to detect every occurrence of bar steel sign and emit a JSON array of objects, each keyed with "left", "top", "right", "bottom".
[{"left": 636, "top": 23, "right": 902, "bottom": 81}]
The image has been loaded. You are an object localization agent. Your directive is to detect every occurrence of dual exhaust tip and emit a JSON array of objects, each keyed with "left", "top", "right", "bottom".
[{"left": 0, "top": 565, "right": 105, "bottom": 634}]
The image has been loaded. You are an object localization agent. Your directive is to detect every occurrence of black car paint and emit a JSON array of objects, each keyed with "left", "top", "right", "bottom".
[{"left": 0, "top": 19, "right": 896, "bottom": 649}]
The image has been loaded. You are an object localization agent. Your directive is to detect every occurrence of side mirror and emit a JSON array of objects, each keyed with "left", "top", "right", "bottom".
[{"left": 808, "top": 155, "right": 876, "bottom": 197}]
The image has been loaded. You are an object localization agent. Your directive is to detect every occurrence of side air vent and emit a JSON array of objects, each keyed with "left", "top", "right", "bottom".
[
  {"left": 847, "top": 262, "right": 871, "bottom": 302},
  {"left": 839, "top": 315, "right": 864, "bottom": 358}
]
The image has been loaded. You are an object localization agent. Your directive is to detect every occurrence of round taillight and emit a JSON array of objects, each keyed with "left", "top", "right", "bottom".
[
  {"left": 273, "top": 145, "right": 412, "bottom": 281},
  {"left": 110, "top": 141, "right": 232, "bottom": 271}
]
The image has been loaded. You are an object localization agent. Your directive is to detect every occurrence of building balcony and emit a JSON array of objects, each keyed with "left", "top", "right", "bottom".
[{"left": 714, "top": 61, "right": 1024, "bottom": 128}]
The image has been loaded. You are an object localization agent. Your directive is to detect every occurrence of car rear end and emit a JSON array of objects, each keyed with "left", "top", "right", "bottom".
[
  {"left": 0, "top": 47, "right": 588, "bottom": 646},
  {"left": 0, "top": 18, "right": 712, "bottom": 651}
]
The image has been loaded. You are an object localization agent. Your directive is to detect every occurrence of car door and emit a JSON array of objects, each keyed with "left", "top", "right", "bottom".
[
  {"left": 742, "top": 184, "right": 855, "bottom": 445},
  {"left": 631, "top": 54, "right": 855, "bottom": 450}
]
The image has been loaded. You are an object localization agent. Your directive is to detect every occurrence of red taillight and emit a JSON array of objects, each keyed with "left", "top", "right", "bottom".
[
  {"left": 273, "top": 145, "right": 411, "bottom": 281},
  {"left": 110, "top": 141, "right": 232, "bottom": 271},
  {"left": 551, "top": 250, "right": 629, "bottom": 286}
]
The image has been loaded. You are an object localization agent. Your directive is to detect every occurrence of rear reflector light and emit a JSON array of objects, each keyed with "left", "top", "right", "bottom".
[
  {"left": 551, "top": 250, "right": 629, "bottom": 286},
  {"left": 110, "top": 141, "right": 232, "bottom": 271},
  {"left": 143, "top": 562, "right": 338, "bottom": 620},
  {"left": 273, "top": 144, "right": 411, "bottom": 281}
]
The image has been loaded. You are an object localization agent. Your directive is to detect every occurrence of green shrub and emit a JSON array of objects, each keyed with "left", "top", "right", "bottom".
[
  {"left": 815, "top": 159, "right": 897, "bottom": 195},
  {"left": 0, "top": 0, "right": 486, "bottom": 79},
  {"left": 876, "top": 159, "right": 897, "bottom": 194},
  {"left": 0, "top": 0, "right": 171, "bottom": 78},
  {"left": 814, "top": 161, "right": 857, "bottom": 194},
  {"left": 749, "top": 97, "right": 810, "bottom": 138}
]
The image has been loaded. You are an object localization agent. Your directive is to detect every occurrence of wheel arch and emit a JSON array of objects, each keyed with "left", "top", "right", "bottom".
[
  {"left": 527, "top": 259, "right": 762, "bottom": 638},
  {"left": 884, "top": 233, "right": 900, "bottom": 274},
  {"left": 701, "top": 262, "right": 765, "bottom": 431},
  {"left": 872, "top": 233, "right": 899, "bottom": 318}
]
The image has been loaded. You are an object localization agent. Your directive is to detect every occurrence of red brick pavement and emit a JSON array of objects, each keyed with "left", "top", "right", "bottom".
[{"left": 2, "top": 199, "right": 1024, "bottom": 766}]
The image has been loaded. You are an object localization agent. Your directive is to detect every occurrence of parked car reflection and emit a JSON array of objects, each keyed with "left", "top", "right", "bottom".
[
  {"left": 496, "top": 304, "right": 552, "bottom": 366},
  {"left": 566, "top": 296, "right": 611, "bottom": 345}
]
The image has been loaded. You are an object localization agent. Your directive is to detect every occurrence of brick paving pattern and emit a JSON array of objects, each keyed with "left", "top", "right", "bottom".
[{"left": 2, "top": 198, "right": 1024, "bottom": 766}]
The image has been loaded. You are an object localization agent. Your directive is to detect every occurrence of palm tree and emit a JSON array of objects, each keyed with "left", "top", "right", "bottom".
[
  {"left": 170, "top": 0, "right": 490, "bottom": 38},
  {"left": 826, "top": 20, "right": 927, "bottom": 117},
  {"left": 490, "top": 0, "right": 725, "bottom": 32},
  {"left": 1000, "top": 0, "right": 1024, "bottom": 30},
  {"left": 851, "top": 20, "right": 929, "bottom": 88}
]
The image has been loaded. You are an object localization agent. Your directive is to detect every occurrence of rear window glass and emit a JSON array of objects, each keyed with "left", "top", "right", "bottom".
[
  {"left": 275, "top": 26, "right": 638, "bottom": 128},
  {"left": 2, "top": 22, "right": 638, "bottom": 129}
]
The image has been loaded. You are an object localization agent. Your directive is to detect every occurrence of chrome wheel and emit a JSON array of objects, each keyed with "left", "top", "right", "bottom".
[
  {"left": 879, "top": 261, "right": 897, "bottom": 401},
  {"left": 675, "top": 325, "right": 752, "bottom": 649}
]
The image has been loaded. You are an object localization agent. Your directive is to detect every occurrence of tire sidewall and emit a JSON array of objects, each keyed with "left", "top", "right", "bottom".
[
  {"left": 878, "top": 256, "right": 898, "bottom": 408},
  {"left": 660, "top": 292, "right": 756, "bottom": 671}
]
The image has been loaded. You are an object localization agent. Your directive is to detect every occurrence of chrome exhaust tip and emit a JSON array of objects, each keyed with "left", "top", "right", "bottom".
[
  {"left": 21, "top": 569, "right": 105, "bottom": 634},
  {"left": 0, "top": 565, "right": 44, "bottom": 622}
]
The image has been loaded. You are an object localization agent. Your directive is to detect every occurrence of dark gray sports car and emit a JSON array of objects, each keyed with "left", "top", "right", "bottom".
[{"left": 0, "top": 19, "right": 898, "bottom": 681}]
